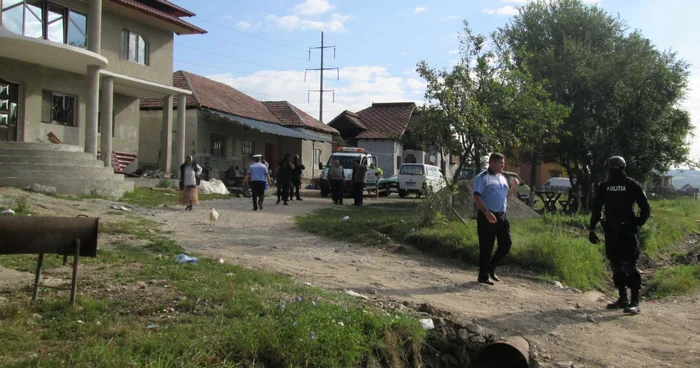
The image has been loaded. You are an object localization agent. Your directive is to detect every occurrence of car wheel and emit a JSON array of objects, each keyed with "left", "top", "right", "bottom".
[{"left": 399, "top": 190, "right": 407, "bottom": 198}]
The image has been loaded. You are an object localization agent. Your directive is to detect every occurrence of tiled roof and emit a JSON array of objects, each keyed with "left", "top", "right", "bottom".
[
  {"left": 150, "top": 0, "right": 195, "bottom": 17},
  {"left": 109, "top": 0, "right": 205, "bottom": 35},
  {"left": 354, "top": 102, "right": 416, "bottom": 139},
  {"left": 262, "top": 101, "right": 339, "bottom": 135}
]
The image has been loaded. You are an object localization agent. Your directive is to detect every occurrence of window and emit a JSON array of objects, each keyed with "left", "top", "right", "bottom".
[
  {"left": 41, "top": 90, "right": 76, "bottom": 126},
  {"left": 1, "top": 1, "right": 87, "bottom": 48},
  {"left": 396, "top": 156, "right": 402, "bottom": 170},
  {"left": 400, "top": 165, "right": 424, "bottom": 175},
  {"left": 97, "top": 111, "right": 116, "bottom": 137},
  {"left": 120, "top": 29, "right": 148, "bottom": 65},
  {"left": 241, "top": 139, "right": 254, "bottom": 157},
  {"left": 210, "top": 133, "right": 225, "bottom": 157}
]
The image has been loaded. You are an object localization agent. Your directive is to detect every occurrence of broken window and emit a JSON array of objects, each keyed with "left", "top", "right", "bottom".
[
  {"left": 210, "top": 133, "right": 225, "bottom": 157},
  {"left": 242, "top": 139, "right": 254, "bottom": 157}
]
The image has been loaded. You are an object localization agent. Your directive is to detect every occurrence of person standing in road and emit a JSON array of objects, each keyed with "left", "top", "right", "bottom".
[
  {"left": 328, "top": 159, "right": 345, "bottom": 205},
  {"left": 472, "top": 153, "right": 519, "bottom": 285},
  {"left": 179, "top": 155, "right": 202, "bottom": 211},
  {"left": 291, "top": 154, "right": 305, "bottom": 201},
  {"left": 276, "top": 153, "right": 294, "bottom": 205},
  {"left": 351, "top": 158, "right": 367, "bottom": 206},
  {"left": 588, "top": 156, "right": 650, "bottom": 315},
  {"left": 244, "top": 154, "right": 272, "bottom": 211}
]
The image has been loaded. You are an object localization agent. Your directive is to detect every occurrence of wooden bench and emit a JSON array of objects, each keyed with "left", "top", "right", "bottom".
[{"left": 0, "top": 215, "right": 99, "bottom": 307}]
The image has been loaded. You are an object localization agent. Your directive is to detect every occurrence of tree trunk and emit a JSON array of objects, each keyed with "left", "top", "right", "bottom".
[{"left": 528, "top": 151, "right": 539, "bottom": 208}]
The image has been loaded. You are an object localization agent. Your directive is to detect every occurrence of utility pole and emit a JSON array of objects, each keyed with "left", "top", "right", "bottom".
[{"left": 305, "top": 31, "right": 339, "bottom": 123}]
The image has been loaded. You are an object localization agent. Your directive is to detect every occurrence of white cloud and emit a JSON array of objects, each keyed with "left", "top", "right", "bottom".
[
  {"left": 266, "top": 13, "right": 350, "bottom": 32},
  {"left": 223, "top": 15, "right": 233, "bottom": 20},
  {"left": 483, "top": 6, "right": 519, "bottom": 16},
  {"left": 448, "top": 49, "right": 459, "bottom": 55},
  {"left": 235, "top": 21, "right": 251, "bottom": 30},
  {"left": 441, "top": 15, "right": 460, "bottom": 21},
  {"left": 292, "top": 0, "right": 336, "bottom": 16},
  {"left": 414, "top": 6, "right": 427, "bottom": 14},
  {"left": 206, "top": 66, "right": 425, "bottom": 123}
]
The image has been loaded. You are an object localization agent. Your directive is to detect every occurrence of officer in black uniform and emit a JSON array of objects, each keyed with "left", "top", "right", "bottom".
[{"left": 588, "top": 156, "right": 651, "bottom": 314}]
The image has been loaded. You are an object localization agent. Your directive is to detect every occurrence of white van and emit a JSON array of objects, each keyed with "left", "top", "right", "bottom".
[{"left": 397, "top": 163, "right": 446, "bottom": 198}]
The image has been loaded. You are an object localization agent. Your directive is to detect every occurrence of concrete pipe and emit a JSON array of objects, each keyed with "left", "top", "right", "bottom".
[{"left": 475, "top": 335, "right": 530, "bottom": 368}]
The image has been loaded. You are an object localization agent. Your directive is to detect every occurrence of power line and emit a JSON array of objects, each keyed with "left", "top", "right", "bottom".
[
  {"left": 175, "top": 43, "right": 285, "bottom": 70},
  {"left": 193, "top": 16, "right": 308, "bottom": 53},
  {"left": 201, "top": 34, "right": 310, "bottom": 62},
  {"left": 306, "top": 31, "right": 339, "bottom": 124}
]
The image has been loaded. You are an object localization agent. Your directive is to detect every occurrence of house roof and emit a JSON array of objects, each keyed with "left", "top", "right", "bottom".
[
  {"left": 329, "top": 102, "right": 415, "bottom": 139},
  {"left": 141, "top": 72, "right": 338, "bottom": 135},
  {"left": 109, "top": 0, "right": 205, "bottom": 35},
  {"left": 205, "top": 109, "right": 330, "bottom": 143},
  {"left": 262, "top": 101, "right": 339, "bottom": 135}
]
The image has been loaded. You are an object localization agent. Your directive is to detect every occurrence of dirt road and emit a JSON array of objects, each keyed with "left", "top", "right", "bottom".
[{"left": 3, "top": 189, "right": 699, "bottom": 368}]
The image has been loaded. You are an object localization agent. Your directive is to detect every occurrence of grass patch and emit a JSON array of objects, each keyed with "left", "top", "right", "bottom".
[
  {"left": 648, "top": 265, "right": 700, "bottom": 298},
  {"left": 0, "top": 196, "right": 33, "bottom": 216},
  {"left": 0, "top": 218, "right": 425, "bottom": 367},
  {"left": 119, "top": 187, "right": 233, "bottom": 207},
  {"left": 297, "top": 199, "right": 700, "bottom": 292}
]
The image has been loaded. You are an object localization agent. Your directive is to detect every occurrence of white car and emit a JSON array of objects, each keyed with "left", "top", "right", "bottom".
[
  {"left": 397, "top": 163, "right": 446, "bottom": 197},
  {"left": 544, "top": 177, "right": 573, "bottom": 189}
]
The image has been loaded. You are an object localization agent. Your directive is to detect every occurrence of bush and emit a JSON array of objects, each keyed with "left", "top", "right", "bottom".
[{"left": 648, "top": 265, "right": 700, "bottom": 298}]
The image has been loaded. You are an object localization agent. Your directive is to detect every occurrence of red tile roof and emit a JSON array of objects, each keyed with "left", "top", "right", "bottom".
[
  {"left": 109, "top": 0, "right": 205, "bottom": 35},
  {"left": 262, "top": 101, "right": 339, "bottom": 135},
  {"left": 329, "top": 102, "right": 415, "bottom": 139},
  {"left": 150, "top": 0, "right": 195, "bottom": 17}
]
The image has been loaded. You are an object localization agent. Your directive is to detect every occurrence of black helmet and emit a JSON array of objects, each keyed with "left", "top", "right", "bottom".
[{"left": 606, "top": 156, "right": 626, "bottom": 170}]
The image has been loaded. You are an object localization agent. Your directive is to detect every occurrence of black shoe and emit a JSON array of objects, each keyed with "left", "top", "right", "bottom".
[
  {"left": 253, "top": 208, "right": 258, "bottom": 211},
  {"left": 606, "top": 298, "right": 630, "bottom": 310},
  {"left": 283, "top": 202, "right": 288, "bottom": 205},
  {"left": 276, "top": 199, "right": 280, "bottom": 204},
  {"left": 259, "top": 203, "right": 263, "bottom": 211},
  {"left": 296, "top": 197, "right": 303, "bottom": 201},
  {"left": 489, "top": 270, "right": 501, "bottom": 282},
  {"left": 478, "top": 276, "right": 494, "bottom": 285},
  {"left": 624, "top": 303, "right": 640, "bottom": 314}
]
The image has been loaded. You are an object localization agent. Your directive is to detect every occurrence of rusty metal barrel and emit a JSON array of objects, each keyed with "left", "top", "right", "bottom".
[{"left": 475, "top": 335, "right": 530, "bottom": 368}]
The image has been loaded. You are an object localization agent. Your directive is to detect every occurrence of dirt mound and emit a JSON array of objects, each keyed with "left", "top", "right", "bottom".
[{"left": 449, "top": 180, "right": 540, "bottom": 221}]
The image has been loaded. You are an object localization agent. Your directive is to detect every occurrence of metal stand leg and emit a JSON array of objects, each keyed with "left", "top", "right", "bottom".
[
  {"left": 32, "top": 254, "right": 44, "bottom": 301},
  {"left": 70, "top": 239, "right": 80, "bottom": 308}
]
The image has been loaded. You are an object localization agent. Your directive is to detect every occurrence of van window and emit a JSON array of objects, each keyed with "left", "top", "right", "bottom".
[{"left": 400, "top": 165, "right": 424, "bottom": 175}]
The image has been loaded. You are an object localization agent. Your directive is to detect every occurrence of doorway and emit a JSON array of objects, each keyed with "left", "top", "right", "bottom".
[
  {"left": 0, "top": 80, "right": 20, "bottom": 141},
  {"left": 265, "top": 141, "right": 277, "bottom": 174}
]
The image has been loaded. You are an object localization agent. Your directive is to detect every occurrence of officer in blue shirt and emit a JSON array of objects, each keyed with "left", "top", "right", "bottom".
[
  {"left": 245, "top": 154, "right": 272, "bottom": 211},
  {"left": 473, "top": 153, "right": 519, "bottom": 285}
]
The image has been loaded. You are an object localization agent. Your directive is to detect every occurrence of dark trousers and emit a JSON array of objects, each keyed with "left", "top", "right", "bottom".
[
  {"left": 292, "top": 179, "right": 302, "bottom": 199},
  {"left": 353, "top": 182, "right": 364, "bottom": 205},
  {"left": 331, "top": 179, "right": 344, "bottom": 204},
  {"left": 476, "top": 211, "right": 512, "bottom": 278},
  {"left": 604, "top": 223, "right": 642, "bottom": 290},
  {"left": 277, "top": 180, "right": 291, "bottom": 203},
  {"left": 250, "top": 181, "right": 266, "bottom": 210}
]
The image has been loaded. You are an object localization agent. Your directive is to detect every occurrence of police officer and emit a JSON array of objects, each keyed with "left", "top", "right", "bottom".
[
  {"left": 588, "top": 156, "right": 651, "bottom": 314},
  {"left": 473, "top": 153, "right": 519, "bottom": 285},
  {"left": 244, "top": 154, "right": 272, "bottom": 211}
]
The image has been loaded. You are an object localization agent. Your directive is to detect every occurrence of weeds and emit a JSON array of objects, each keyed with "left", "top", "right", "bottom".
[
  {"left": 648, "top": 265, "right": 700, "bottom": 298},
  {"left": 0, "top": 217, "right": 425, "bottom": 367},
  {"left": 119, "top": 187, "right": 233, "bottom": 207}
]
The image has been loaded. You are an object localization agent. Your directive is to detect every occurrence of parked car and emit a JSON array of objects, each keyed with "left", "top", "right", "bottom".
[
  {"left": 377, "top": 174, "right": 398, "bottom": 196},
  {"left": 397, "top": 163, "right": 446, "bottom": 198},
  {"left": 544, "top": 177, "right": 573, "bottom": 190}
]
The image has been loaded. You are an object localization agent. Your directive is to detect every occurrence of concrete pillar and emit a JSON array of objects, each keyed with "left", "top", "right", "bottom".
[
  {"left": 85, "top": 65, "right": 100, "bottom": 157},
  {"left": 160, "top": 95, "right": 173, "bottom": 173},
  {"left": 100, "top": 77, "right": 114, "bottom": 167},
  {"left": 87, "top": 0, "right": 102, "bottom": 53},
  {"left": 176, "top": 94, "right": 186, "bottom": 178}
]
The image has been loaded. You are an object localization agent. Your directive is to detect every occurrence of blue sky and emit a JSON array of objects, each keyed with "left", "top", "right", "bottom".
[{"left": 171, "top": 0, "right": 700, "bottom": 162}]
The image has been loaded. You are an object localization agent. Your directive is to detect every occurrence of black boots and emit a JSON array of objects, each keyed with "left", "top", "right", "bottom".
[
  {"left": 624, "top": 289, "right": 641, "bottom": 314},
  {"left": 607, "top": 288, "right": 629, "bottom": 309}
]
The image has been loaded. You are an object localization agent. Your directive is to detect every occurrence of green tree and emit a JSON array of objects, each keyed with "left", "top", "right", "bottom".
[{"left": 503, "top": 0, "right": 693, "bottom": 210}]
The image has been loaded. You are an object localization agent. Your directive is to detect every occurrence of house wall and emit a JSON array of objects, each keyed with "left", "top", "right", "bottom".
[
  {"left": 509, "top": 162, "right": 565, "bottom": 185},
  {"left": 295, "top": 128, "right": 333, "bottom": 180},
  {"left": 358, "top": 139, "right": 401, "bottom": 178},
  {"left": 138, "top": 108, "right": 198, "bottom": 172}
]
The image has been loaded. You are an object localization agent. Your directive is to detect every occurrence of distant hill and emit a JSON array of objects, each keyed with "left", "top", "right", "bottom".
[{"left": 665, "top": 169, "right": 700, "bottom": 189}]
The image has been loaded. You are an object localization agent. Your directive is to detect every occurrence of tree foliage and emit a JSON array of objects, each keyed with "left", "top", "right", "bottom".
[{"left": 502, "top": 0, "right": 693, "bottom": 209}]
